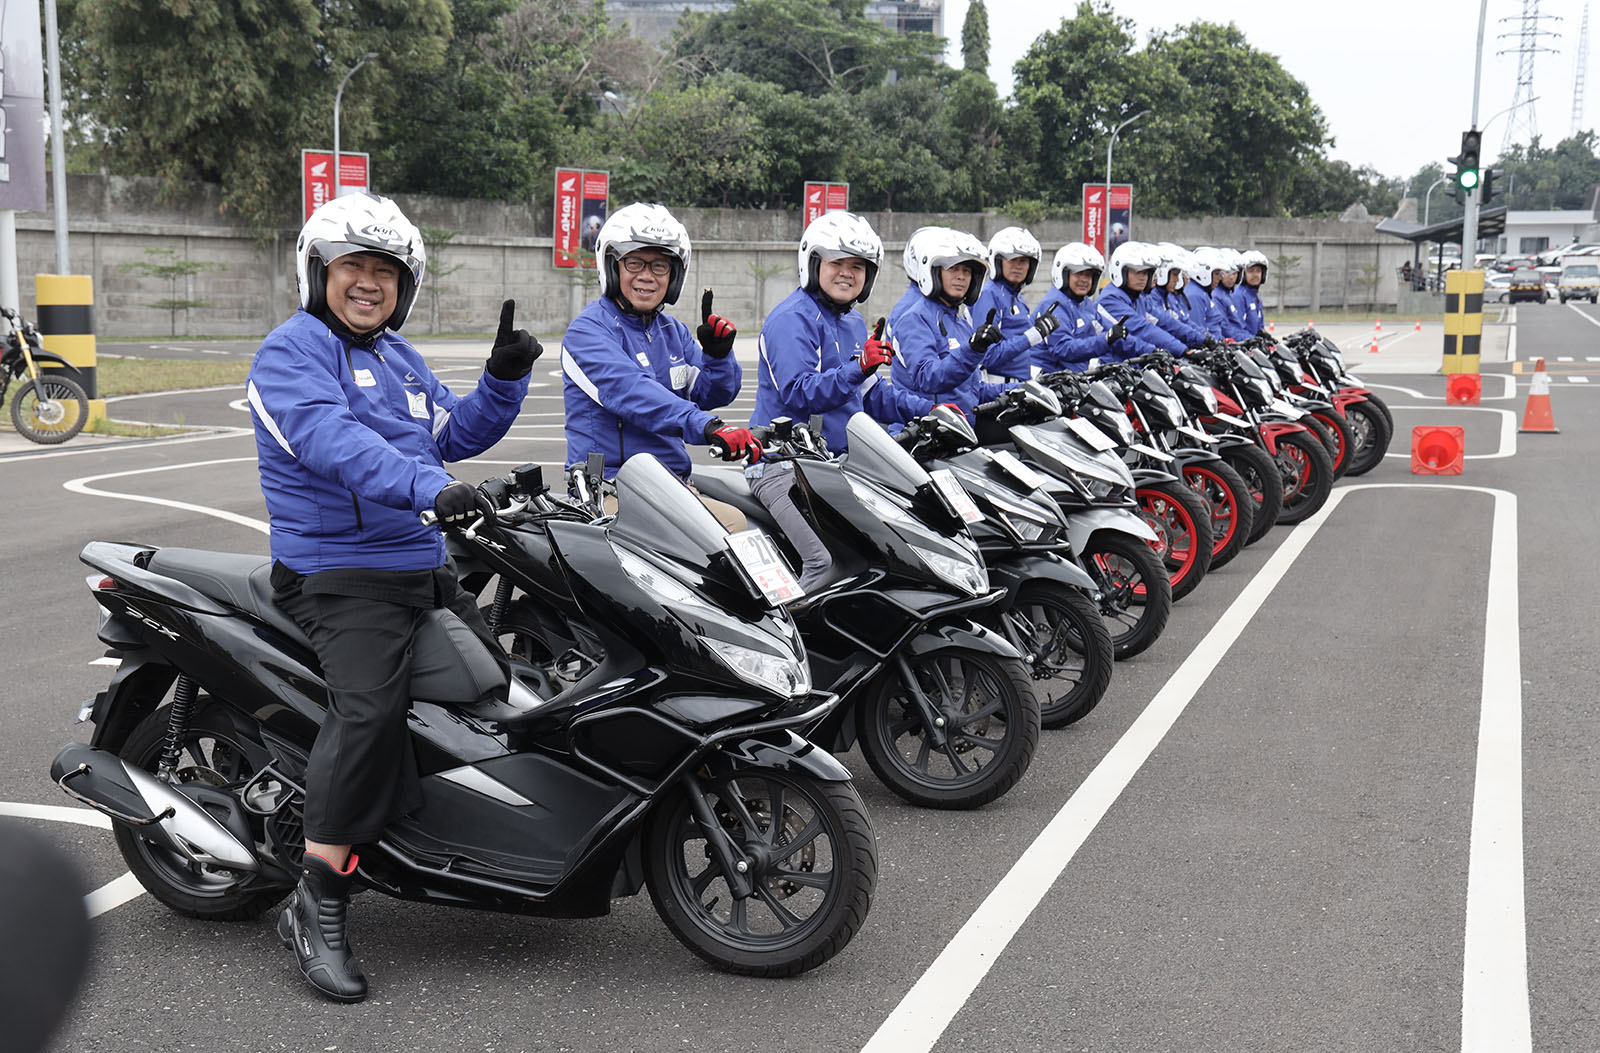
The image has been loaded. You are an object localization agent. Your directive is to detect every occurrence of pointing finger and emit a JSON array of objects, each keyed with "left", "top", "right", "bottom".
[
  {"left": 496, "top": 300, "right": 515, "bottom": 346},
  {"left": 986, "top": 309, "right": 997, "bottom": 326},
  {"left": 872, "top": 317, "right": 886, "bottom": 341},
  {"left": 701, "top": 288, "right": 714, "bottom": 324}
]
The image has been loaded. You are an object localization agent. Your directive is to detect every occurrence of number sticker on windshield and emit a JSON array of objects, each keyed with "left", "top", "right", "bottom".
[
  {"left": 1065, "top": 416, "right": 1118, "bottom": 452},
  {"left": 931, "top": 469, "right": 985, "bottom": 524},
  {"left": 986, "top": 448, "right": 1047, "bottom": 491},
  {"left": 726, "top": 529, "right": 804, "bottom": 605}
]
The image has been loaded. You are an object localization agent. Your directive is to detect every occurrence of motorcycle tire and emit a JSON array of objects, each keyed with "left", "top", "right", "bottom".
[
  {"left": 858, "top": 648, "right": 1039, "bottom": 809},
  {"left": 1000, "top": 581, "right": 1114, "bottom": 729},
  {"left": 1341, "top": 400, "right": 1394, "bottom": 477},
  {"left": 1082, "top": 531, "right": 1172, "bottom": 661},
  {"left": 11, "top": 373, "right": 89, "bottom": 444},
  {"left": 644, "top": 768, "right": 877, "bottom": 977},
  {"left": 1136, "top": 481, "right": 1212, "bottom": 603},
  {"left": 113, "top": 699, "right": 287, "bottom": 920},
  {"left": 1305, "top": 411, "right": 1353, "bottom": 480},
  {"left": 1273, "top": 429, "right": 1334, "bottom": 525},
  {"left": 1181, "top": 459, "right": 1254, "bottom": 571},
  {"left": 1221, "top": 444, "right": 1284, "bottom": 546}
]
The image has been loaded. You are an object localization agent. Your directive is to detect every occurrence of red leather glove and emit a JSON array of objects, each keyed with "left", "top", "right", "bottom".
[
  {"left": 704, "top": 420, "right": 763, "bottom": 463},
  {"left": 696, "top": 289, "right": 737, "bottom": 358},
  {"left": 860, "top": 317, "right": 892, "bottom": 373}
]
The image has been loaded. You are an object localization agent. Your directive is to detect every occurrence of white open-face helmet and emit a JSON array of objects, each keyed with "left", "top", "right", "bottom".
[
  {"left": 1051, "top": 242, "right": 1105, "bottom": 290},
  {"left": 1240, "top": 249, "right": 1270, "bottom": 278},
  {"left": 597, "top": 202, "right": 692, "bottom": 306},
  {"left": 297, "top": 192, "right": 426, "bottom": 331},
  {"left": 798, "top": 210, "right": 882, "bottom": 305},
  {"left": 1153, "top": 244, "right": 1189, "bottom": 288},
  {"left": 910, "top": 227, "right": 989, "bottom": 305},
  {"left": 987, "top": 226, "right": 1042, "bottom": 285},
  {"left": 1108, "top": 241, "right": 1160, "bottom": 287},
  {"left": 903, "top": 226, "right": 938, "bottom": 288},
  {"left": 1182, "top": 248, "right": 1215, "bottom": 285}
]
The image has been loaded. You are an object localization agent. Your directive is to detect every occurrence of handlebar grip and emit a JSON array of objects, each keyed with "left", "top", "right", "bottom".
[
  {"left": 419, "top": 510, "right": 439, "bottom": 526},
  {"left": 975, "top": 399, "right": 1004, "bottom": 415}
]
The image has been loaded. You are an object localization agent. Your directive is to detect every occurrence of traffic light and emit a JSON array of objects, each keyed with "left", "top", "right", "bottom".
[
  {"left": 1448, "top": 129, "right": 1482, "bottom": 194},
  {"left": 1481, "top": 167, "right": 1503, "bottom": 204}
]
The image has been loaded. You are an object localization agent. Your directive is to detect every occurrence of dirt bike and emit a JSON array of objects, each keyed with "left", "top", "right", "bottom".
[{"left": 0, "top": 305, "right": 90, "bottom": 444}]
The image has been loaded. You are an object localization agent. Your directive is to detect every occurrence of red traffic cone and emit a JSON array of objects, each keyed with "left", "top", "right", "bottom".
[
  {"left": 1375, "top": 318, "right": 1383, "bottom": 332},
  {"left": 1414, "top": 319, "right": 1422, "bottom": 332},
  {"left": 1519, "top": 357, "right": 1559, "bottom": 433},
  {"left": 1411, "top": 426, "right": 1465, "bottom": 474},
  {"left": 1368, "top": 334, "right": 1380, "bottom": 354},
  {"left": 1267, "top": 320, "right": 1276, "bottom": 334},
  {"left": 1446, "top": 373, "right": 1482, "bottom": 405}
]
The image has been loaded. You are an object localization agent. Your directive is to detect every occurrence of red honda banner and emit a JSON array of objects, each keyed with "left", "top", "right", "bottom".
[
  {"left": 1081, "top": 184, "right": 1133, "bottom": 259},
  {"left": 302, "top": 151, "right": 370, "bottom": 221},
  {"left": 803, "top": 181, "right": 850, "bottom": 229},
  {"left": 554, "top": 168, "right": 583, "bottom": 268}
]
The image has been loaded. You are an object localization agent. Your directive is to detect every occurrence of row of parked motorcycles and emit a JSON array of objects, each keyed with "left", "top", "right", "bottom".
[{"left": 48, "top": 328, "right": 1391, "bottom": 982}]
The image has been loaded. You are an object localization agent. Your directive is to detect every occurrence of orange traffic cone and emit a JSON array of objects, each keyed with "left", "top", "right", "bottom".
[
  {"left": 1411, "top": 426, "right": 1465, "bottom": 474},
  {"left": 1267, "top": 320, "right": 1276, "bottom": 334},
  {"left": 1446, "top": 373, "right": 1482, "bottom": 405},
  {"left": 1414, "top": 319, "right": 1423, "bottom": 332},
  {"left": 1375, "top": 318, "right": 1383, "bottom": 332},
  {"left": 1368, "top": 334, "right": 1380, "bottom": 354},
  {"left": 1519, "top": 357, "right": 1559, "bottom": 433},
  {"left": 1307, "top": 318, "right": 1315, "bottom": 329}
]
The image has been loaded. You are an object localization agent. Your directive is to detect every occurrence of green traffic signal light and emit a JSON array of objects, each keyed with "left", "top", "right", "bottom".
[{"left": 1459, "top": 168, "right": 1480, "bottom": 191}]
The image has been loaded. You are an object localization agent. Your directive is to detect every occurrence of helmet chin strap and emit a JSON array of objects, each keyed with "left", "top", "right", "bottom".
[{"left": 610, "top": 292, "right": 662, "bottom": 319}]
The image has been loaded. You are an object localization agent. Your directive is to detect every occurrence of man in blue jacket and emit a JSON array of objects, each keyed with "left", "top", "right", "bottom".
[
  {"left": 970, "top": 226, "right": 1059, "bottom": 383},
  {"left": 1213, "top": 249, "right": 1255, "bottom": 341},
  {"left": 1033, "top": 242, "right": 1128, "bottom": 371},
  {"left": 1097, "top": 242, "right": 1187, "bottom": 360},
  {"left": 1143, "top": 245, "right": 1208, "bottom": 349},
  {"left": 248, "top": 193, "right": 536, "bottom": 1003},
  {"left": 1236, "top": 249, "right": 1270, "bottom": 338},
  {"left": 561, "top": 202, "right": 754, "bottom": 480},
  {"left": 1183, "top": 248, "right": 1227, "bottom": 339}
]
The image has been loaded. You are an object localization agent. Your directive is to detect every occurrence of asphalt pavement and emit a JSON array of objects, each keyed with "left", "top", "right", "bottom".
[{"left": 2, "top": 303, "right": 1597, "bottom": 1052}]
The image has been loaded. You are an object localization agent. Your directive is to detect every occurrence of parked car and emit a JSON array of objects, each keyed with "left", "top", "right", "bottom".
[
  {"left": 1485, "top": 272, "right": 1512, "bottom": 303},
  {"left": 1507, "top": 267, "right": 1549, "bottom": 304}
]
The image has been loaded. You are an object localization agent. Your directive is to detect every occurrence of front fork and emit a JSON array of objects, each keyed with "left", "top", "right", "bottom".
[{"left": 679, "top": 772, "right": 756, "bottom": 900}]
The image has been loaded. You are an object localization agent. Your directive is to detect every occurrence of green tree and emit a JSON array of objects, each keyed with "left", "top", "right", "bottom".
[
  {"left": 1494, "top": 133, "right": 1600, "bottom": 210},
  {"left": 961, "top": 0, "right": 990, "bottom": 73},
  {"left": 68, "top": 0, "right": 452, "bottom": 235},
  {"left": 118, "top": 249, "right": 225, "bottom": 337},
  {"left": 1286, "top": 158, "right": 1403, "bottom": 217},
  {"left": 671, "top": 0, "right": 943, "bottom": 95}
]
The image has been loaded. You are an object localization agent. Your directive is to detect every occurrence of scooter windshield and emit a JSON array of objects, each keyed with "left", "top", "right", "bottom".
[
  {"left": 844, "top": 412, "right": 932, "bottom": 496},
  {"left": 608, "top": 454, "right": 729, "bottom": 574}
]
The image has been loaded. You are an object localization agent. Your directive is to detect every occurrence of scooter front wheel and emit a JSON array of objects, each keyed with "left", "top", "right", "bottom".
[
  {"left": 1000, "top": 581, "right": 1114, "bottom": 729},
  {"left": 644, "top": 769, "right": 877, "bottom": 977},
  {"left": 1083, "top": 531, "right": 1172, "bottom": 660},
  {"left": 1137, "top": 481, "right": 1212, "bottom": 602},
  {"left": 859, "top": 648, "right": 1039, "bottom": 809},
  {"left": 1341, "top": 400, "right": 1393, "bottom": 476}
]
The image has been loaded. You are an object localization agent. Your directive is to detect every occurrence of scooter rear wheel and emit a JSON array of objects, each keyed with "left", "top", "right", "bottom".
[
  {"left": 1182, "top": 459, "right": 1254, "bottom": 570},
  {"left": 645, "top": 769, "right": 877, "bottom": 977},
  {"left": 859, "top": 648, "right": 1039, "bottom": 809},
  {"left": 113, "top": 700, "right": 286, "bottom": 920},
  {"left": 1274, "top": 430, "right": 1334, "bottom": 524},
  {"left": 1221, "top": 444, "right": 1283, "bottom": 545},
  {"left": 1341, "top": 400, "right": 1393, "bottom": 477}
]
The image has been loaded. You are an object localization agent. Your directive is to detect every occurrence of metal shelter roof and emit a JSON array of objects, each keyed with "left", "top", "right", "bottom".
[{"left": 1375, "top": 206, "right": 1508, "bottom": 247}]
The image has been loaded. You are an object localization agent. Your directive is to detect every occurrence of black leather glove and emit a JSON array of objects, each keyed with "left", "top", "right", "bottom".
[
  {"left": 1203, "top": 336, "right": 1220, "bottom": 350},
  {"left": 970, "top": 308, "right": 1004, "bottom": 355},
  {"left": 434, "top": 480, "right": 495, "bottom": 527},
  {"left": 1107, "top": 319, "right": 1129, "bottom": 344},
  {"left": 1255, "top": 329, "right": 1274, "bottom": 341},
  {"left": 1028, "top": 304, "right": 1060, "bottom": 346},
  {"left": 696, "top": 289, "right": 737, "bottom": 358},
  {"left": 485, "top": 300, "right": 542, "bottom": 381}
]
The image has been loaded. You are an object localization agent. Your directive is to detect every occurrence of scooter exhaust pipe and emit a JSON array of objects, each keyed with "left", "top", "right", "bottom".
[{"left": 50, "top": 742, "right": 259, "bottom": 872}]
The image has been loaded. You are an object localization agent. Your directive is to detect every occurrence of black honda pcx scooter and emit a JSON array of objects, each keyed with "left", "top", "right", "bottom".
[{"left": 50, "top": 454, "right": 876, "bottom": 978}]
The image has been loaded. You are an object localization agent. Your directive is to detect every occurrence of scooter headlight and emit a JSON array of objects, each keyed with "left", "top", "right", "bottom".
[
  {"left": 702, "top": 638, "right": 812, "bottom": 699},
  {"left": 910, "top": 544, "right": 987, "bottom": 595}
]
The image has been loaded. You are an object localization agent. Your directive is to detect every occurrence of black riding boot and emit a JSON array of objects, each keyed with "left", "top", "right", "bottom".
[{"left": 277, "top": 852, "right": 368, "bottom": 1003}]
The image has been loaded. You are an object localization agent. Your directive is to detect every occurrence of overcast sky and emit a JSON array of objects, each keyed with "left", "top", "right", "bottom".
[{"left": 946, "top": 1, "right": 1595, "bottom": 180}]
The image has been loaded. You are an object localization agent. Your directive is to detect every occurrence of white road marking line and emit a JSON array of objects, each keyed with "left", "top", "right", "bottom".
[
  {"left": 103, "top": 385, "right": 244, "bottom": 402},
  {"left": 89, "top": 657, "right": 121, "bottom": 667},
  {"left": 1566, "top": 302, "right": 1600, "bottom": 329},
  {"left": 1569, "top": 375, "right": 1591, "bottom": 383},
  {"left": 1379, "top": 405, "right": 1519, "bottom": 460},
  {"left": 0, "top": 802, "right": 112, "bottom": 829},
  {"left": 62, "top": 457, "right": 269, "bottom": 534},
  {"left": 85, "top": 873, "right": 147, "bottom": 918},
  {"left": 1587, "top": 355, "right": 1600, "bottom": 361},
  {"left": 0, "top": 428, "right": 249, "bottom": 467},
  {"left": 1556, "top": 355, "right": 1574, "bottom": 361},
  {"left": 862, "top": 484, "right": 1527, "bottom": 1053},
  {"left": 1367, "top": 376, "right": 1518, "bottom": 401},
  {"left": 1461, "top": 486, "right": 1529, "bottom": 1053}
]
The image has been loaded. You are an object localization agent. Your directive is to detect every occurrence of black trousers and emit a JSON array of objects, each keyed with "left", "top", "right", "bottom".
[{"left": 272, "top": 562, "right": 501, "bottom": 846}]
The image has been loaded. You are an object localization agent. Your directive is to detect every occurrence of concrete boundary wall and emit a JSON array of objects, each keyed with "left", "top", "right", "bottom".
[{"left": 12, "top": 174, "right": 1412, "bottom": 340}]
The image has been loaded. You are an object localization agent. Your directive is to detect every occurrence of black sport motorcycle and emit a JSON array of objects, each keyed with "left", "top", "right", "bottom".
[{"left": 49, "top": 454, "right": 877, "bottom": 978}]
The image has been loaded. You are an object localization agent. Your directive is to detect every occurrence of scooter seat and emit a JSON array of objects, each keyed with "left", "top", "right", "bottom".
[
  {"left": 145, "top": 548, "right": 507, "bottom": 705},
  {"left": 689, "top": 466, "right": 774, "bottom": 527}
]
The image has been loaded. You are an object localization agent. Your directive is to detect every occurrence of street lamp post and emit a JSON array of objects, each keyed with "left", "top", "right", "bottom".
[
  {"left": 334, "top": 52, "right": 379, "bottom": 198},
  {"left": 1104, "top": 109, "right": 1150, "bottom": 258},
  {"left": 1423, "top": 176, "right": 1448, "bottom": 226}
]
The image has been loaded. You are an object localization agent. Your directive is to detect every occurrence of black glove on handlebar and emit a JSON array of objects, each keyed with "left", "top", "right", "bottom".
[
  {"left": 434, "top": 481, "right": 496, "bottom": 527},
  {"left": 1107, "top": 320, "right": 1129, "bottom": 344},
  {"left": 485, "top": 300, "right": 542, "bottom": 381}
]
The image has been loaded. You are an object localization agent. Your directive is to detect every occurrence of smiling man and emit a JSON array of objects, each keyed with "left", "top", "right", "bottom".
[{"left": 246, "top": 192, "right": 537, "bottom": 1003}]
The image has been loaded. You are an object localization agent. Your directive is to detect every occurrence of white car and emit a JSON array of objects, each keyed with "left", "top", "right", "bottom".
[{"left": 1485, "top": 272, "right": 1512, "bottom": 303}]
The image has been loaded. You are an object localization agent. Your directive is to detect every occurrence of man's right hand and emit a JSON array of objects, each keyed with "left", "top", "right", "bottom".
[
  {"left": 434, "top": 481, "right": 495, "bottom": 527},
  {"left": 970, "top": 309, "right": 1004, "bottom": 355},
  {"left": 860, "top": 318, "right": 892, "bottom": 374},
  {"left": 705, "top": 420, "right": 763, "bottom": 463},
  {"left": 1107, "top": 319, "right": 1129, "bottom": 344},
  {"left": 1027, "top": 303, "right": 1060, "bottom": 346}
]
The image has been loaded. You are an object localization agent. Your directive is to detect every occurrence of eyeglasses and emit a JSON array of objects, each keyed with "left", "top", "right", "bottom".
[{"left": 620, "top": 256, "right": 673, "bottom": 277}]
